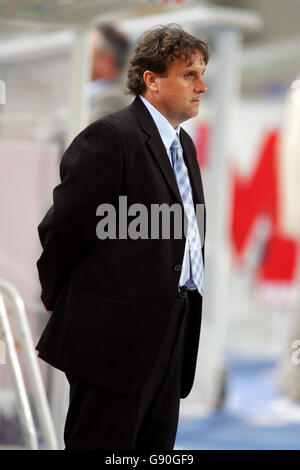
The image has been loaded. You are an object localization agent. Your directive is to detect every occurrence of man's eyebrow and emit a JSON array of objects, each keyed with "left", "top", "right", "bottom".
[
  {"left": 184, "top": 62, "right": 206, "bottom": 69},
  {"left": 183, "top": 67, "right": 206, "bottom": 74}
]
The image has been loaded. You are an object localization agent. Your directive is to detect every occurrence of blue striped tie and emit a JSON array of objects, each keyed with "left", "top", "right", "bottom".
[{"left": 170, "top": 135, "right": 204, "bottom": 295}]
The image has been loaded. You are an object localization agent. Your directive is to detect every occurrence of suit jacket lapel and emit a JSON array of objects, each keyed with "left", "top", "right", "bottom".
[
  {"left": 130, "top": 96, "right": 183, "bottom": 205},
  {"left": 146, "top": 135, "right": 184, "bottom": 205},
  {"left": 130, "top": 96, "right": 204, "bottom": 207},
  {"left": 179, "top": 130, "right": 205, "bottom": 206}
]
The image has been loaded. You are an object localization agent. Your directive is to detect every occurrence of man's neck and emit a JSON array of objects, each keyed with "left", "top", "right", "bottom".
[{"left": 141, "top": 93, "right": 180, "bottom": 129}]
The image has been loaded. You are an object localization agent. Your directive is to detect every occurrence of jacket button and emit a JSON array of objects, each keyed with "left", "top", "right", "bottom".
[
  {"left": 164, "top": 306, "right": 173, "bottom": 315},
  {"left": 174, "top": 264, "right": 182, "bottom": 272}
]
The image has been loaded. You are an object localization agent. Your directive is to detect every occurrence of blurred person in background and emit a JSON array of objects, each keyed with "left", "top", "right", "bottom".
[
  {"left": 87, "top": 22, "right": 131, "bottom": 122},
  {"left": 33, "top": 23, "right": 130, "bottom": 147},
  {"left": 35, "top": 24, "right": 209, "bottom": 450}
]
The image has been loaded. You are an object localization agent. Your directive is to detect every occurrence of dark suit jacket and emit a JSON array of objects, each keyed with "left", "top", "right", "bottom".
[{"left": 36, "top": 95, "right": 206, "bottom": 398}]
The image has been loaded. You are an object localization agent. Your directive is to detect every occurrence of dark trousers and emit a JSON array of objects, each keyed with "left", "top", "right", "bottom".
[{"left": 64, "top": 290, "right": 192, "bottom": 450}]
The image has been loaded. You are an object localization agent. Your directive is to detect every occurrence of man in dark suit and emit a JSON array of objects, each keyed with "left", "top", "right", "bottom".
[{"left": 36, "top": 24, "right": 209, "bottom": 450}]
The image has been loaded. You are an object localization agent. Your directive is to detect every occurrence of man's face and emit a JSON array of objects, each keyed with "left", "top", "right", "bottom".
[
  {"left": 147, "top": 53, "right": 207, "bottom": 128},
  {"left": 90, "top": 29, "right": 118, "bottom": 81}
]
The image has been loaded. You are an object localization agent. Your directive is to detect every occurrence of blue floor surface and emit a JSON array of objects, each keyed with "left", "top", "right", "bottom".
[{"left": 175, "top": 360, "right": 300, "bottom": 450}]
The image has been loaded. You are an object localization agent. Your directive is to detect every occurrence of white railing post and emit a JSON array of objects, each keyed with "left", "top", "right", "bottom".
[
  {"left": 0, "top": 280, "right": 58, "bottom": 449},
  {"left": 0, "top": 293, "right": 38, "bottom": 449}
]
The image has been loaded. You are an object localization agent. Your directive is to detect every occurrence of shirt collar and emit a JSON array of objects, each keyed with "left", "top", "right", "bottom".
[{"left": 139, "top": 95, "right": 181, "bottom": 151}]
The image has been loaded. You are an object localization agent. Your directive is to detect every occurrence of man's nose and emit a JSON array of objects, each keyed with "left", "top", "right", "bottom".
[{"left": 195, "top": 78, "right": 207, "bottom": 93}]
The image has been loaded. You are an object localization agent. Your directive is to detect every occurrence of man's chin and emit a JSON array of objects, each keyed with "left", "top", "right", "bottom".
[
  {"left": 188, "top": 107, "right": 200, "bottom": 119},
  {"left": 176, "top": 108, "right": 199, "bottom": 124}
]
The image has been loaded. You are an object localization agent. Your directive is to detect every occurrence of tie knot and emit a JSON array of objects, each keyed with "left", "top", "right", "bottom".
[{"left": 170, "top": 136, "right": 181, "bottom": 167}]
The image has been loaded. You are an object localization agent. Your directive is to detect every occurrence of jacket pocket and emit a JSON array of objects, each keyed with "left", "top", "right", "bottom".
[{"left": 72, "top": 287, "right": 127, "bottom": 301}]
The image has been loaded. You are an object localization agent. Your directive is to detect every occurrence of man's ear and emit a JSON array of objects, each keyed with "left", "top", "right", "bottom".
[{"left": 143, "top": 70, "right": 159, "bottom": 93}]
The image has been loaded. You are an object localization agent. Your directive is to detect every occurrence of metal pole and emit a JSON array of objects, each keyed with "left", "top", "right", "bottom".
[
  {"left": 0, "top": 293, "right": 38, "bottom": 449},
  {"left": 65, "top": 27, "right": 91, "bottom": 147},
  {"left": 192, "top": 28, "right": 243, "bottom": 408},
  {"left": 0, "top": 280, "right": 58, "bottom": 449}
]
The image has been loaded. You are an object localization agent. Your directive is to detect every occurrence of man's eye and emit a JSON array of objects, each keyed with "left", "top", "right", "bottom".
[{"left": 184, "top": 73, "right": 192, "bottom": 78}]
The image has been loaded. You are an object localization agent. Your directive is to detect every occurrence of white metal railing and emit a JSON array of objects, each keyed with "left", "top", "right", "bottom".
[{"left": 0, "top": 279, "right": 58, "bottom": 449}]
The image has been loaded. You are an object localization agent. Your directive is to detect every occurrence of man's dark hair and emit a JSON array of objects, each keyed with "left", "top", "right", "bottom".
[
  {"left": 95, "top": 23, "right": 129, "bottom": 70},
  {"left": 126, "top": 24, "right": 209, "bottom": 96}
]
